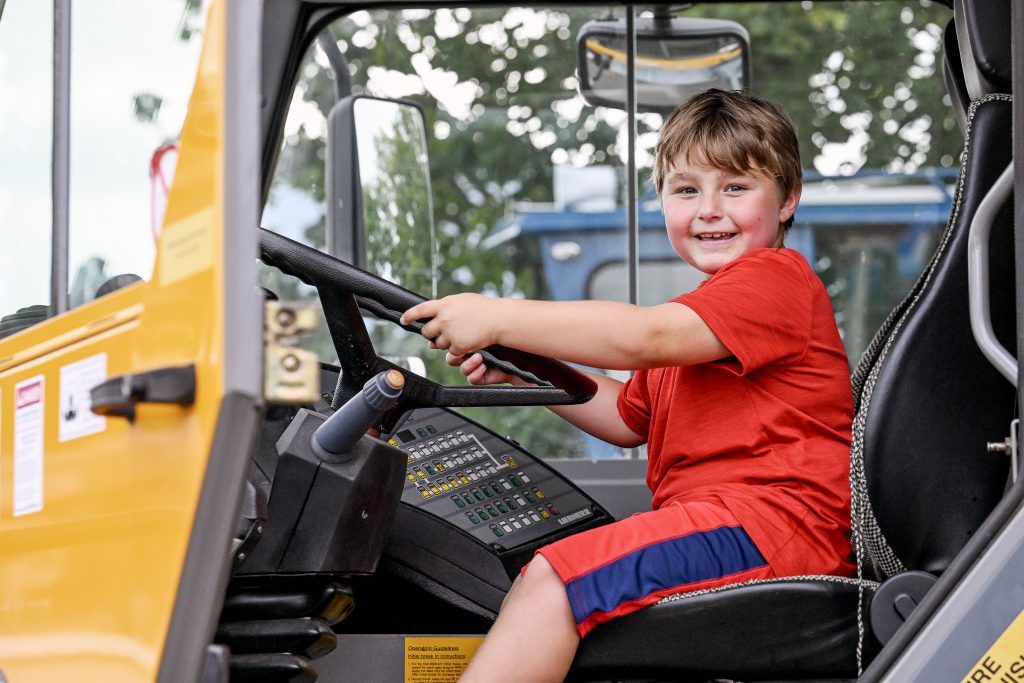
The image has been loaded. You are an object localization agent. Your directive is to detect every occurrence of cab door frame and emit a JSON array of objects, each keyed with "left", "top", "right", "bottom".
[
  {"left": 0, "top": 1, "right": 263, "bottom": 681},
  {"left": 156, "top": 2, "right": 264, "bottom": 682}
]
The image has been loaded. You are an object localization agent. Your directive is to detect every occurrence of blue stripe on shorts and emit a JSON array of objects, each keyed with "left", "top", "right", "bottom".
[{"left": 565, "top": 525, "right": 767, "bottom": 625}]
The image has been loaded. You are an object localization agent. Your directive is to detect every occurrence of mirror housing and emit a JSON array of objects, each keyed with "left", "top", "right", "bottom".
[
  {"left": 577, "top": 17, "right": 751, "bottom": 113},
  {"left": 326, "top": 95, "right": 436, "bottom": 295}
]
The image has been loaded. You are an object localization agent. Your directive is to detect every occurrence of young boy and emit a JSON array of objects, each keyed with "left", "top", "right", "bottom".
[{"left": 400, "top": 89, "right": 854, "bottom": 683}]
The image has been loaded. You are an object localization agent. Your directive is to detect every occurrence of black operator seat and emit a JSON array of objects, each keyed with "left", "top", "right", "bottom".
[{"left": 569, "top": 1, "right": 1014, "bottom": 679}]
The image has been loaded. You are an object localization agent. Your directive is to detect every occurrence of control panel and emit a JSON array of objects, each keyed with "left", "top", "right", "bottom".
[{"left": 386, "top": 406, "right": 603, "bottom": 551}]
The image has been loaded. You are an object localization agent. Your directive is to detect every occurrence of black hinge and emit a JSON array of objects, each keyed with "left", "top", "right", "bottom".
[{"left": 90, "top": 364, "right": 196, "bottom": 421}]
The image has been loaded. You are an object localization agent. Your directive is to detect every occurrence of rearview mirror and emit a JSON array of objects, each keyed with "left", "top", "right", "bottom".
[
  {"left": 327, "top": 95, "right": 437, "bottom": 296},
  {"left": 577, "top": 17, "right": 751, "bottom": 113}
]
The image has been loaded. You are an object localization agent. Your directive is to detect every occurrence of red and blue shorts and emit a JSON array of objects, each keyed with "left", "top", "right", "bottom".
[{"left": 536, "top": 499, "right": 774, "bottom": 637}]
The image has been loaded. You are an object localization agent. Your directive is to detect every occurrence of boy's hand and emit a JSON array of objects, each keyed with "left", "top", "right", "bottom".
[
  {"left": 446, "top": 352, "right": 516, "bottom": 386},
  {"left": 400, "top": 293, "right": 504, "bottom": 357}
]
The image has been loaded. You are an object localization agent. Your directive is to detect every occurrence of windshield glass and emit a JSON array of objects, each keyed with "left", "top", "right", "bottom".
[{"left": 264, "top": 1, "right": 956, "bottom": 460}]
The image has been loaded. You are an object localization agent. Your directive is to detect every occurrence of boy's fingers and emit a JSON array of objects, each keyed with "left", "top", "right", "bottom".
[
  {"left": 458, "top": 353, "right": 483, "bottom": 376},
  {"left": 400, "top": 300, "right": 436, "bottom": 326},
  {"left": 467, "top": 364, "right": 487, "bottom": 384},
  {"left": 420, "top": 319, "right": 440, "bottom": 341}
]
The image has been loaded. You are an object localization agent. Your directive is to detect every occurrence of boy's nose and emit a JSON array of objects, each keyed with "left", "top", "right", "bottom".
[{"left": 697, "top": 195, "right": 722, "bottom": 221}]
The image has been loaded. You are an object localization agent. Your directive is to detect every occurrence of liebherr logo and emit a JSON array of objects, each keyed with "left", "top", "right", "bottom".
[{"left": 557, "top": 507, "right": 593, "bottom": 526}]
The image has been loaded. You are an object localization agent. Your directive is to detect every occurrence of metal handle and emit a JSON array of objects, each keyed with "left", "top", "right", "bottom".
[
  {"left": 968, "top": 162, "right": 1017, "bottom": 386},
  {"left": 90, "top": 364, "right": 196, "bottom": 421}
]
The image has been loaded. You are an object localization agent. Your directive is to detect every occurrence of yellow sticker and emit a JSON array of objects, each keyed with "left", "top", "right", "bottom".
[
  {"left": 404, "top": 636, "right": 483, "bottom": 682},
  {"left": 962, "top": 608, "right": 1024, "bottom": 682},
  {"left": 159, "top": 208, "right": 214, "bottom": 286}
]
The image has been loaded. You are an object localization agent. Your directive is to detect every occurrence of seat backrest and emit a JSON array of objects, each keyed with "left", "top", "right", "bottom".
[
  {"left": 954, "top": 0, "right": 1012, "bottom": 100},
  {"left": 851, "top": 0, "right": 1015, "bottom": 580},
  {"left": 941, "top": 19, "right": 969, "bottom": 134}
]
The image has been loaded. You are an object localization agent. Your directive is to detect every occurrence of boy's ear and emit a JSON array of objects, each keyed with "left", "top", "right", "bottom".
[{"left": 779, "top": 186, "right": 801, "bottom": 224}]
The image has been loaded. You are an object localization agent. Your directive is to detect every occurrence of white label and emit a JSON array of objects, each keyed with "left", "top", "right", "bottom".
[
  {"left": 14, "top": 376, "right": 44, "bottom": 516},
  {"left": 59, "top": 354, "right": 107, "bottom": 442},
  {"left": 557, "top": 507, "right": 593, "bottom": 526}
]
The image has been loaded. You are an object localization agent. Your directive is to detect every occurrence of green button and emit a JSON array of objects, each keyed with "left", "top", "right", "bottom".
[
  {"left": 463, "top": 494, "right": 475, "bottom": 505},
  {"left": 477, "top": 508, "right": 489, "bottom": 519},
  {"left": 468, "top": 513, "right": 480, "bottom": 524},
  {"left": 491, "top": 484, "right": 503, "bottom": 495},
  {"left": 492, "top": 526, "right": 504, "bottom": 537},
  {"left": 496, "top": 503, "right": 508, "bottom": 513},
  {"left": 524, "top": 492, "right": 537, "bottom": 503},
  {"left": 482, "top": 488, "right": 494, "bottom": 497},
  {"left": 506, "top": 498, "right": 518, "bottom": 509},
  {"left": 453, "top": 497, "right": 466, "bottom": 508},
  {"left": 510, "top": 476, "right": 523, "bottom": 487},
  {"left": 473, "top": 491, "right": 485, "bottom": 501},
  {"left": 425, "top": 465, "right": 437, "bottom": 475}
]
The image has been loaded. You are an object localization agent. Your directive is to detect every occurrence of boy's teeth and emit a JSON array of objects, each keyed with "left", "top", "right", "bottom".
[{"left": 698, "top": 232, "right": 734, "bottom": 240}]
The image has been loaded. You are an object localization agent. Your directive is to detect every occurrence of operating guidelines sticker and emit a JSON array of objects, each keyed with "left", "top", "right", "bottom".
[
  {"left": 963, "top": 607, "right": 1024, "bottom": 682},
  {"left": 404, "top": 637, "right": 483, "bottom": 682}
]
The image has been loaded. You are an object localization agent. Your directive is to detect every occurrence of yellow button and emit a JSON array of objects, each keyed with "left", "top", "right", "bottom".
[
  {"left": 533, "top": 489, "right": 545, "bottom": 499},
  {"left": 419, "top": 489, "right": 432, "bottom": 500},
  {"left": 448, "top": 477, "right": 460, "bottom": 488},
  {"left": 406, "top": 473, "right": 417, "bottom": 483},
  {"left": 416, "top": 469, "right": 427, "bottom": 478},
  {"left": 429, "top": 485, "right": 441, "bottom": 495},
  {"left": 539, "top": 509, "right": 550, "bottom": 519},
  {"left": 504, "top": 456, "right": 518, "bottom": 468},
  {"left": 439, "top": 481, "right": 451, "bottom": 492},
  {"left": 436, "top": 463, "right": 447, "bottom": 473},
  {"left": 459, "top": 475, "right": 471, "bottom": 485}
]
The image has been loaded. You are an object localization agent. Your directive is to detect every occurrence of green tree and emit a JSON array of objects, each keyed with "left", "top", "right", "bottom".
[{"left": 689, "top": 2, "right": 957, "bottom": 174}]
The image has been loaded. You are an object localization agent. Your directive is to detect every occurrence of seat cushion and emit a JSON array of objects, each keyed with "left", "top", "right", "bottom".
[{"left": 570, "top": 577, "right": 874, "bottom": 681}]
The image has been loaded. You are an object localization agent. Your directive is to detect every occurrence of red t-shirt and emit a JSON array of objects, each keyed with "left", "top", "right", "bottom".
[{"left": 617, "top": 248, "right": 855, "bottom": 576}]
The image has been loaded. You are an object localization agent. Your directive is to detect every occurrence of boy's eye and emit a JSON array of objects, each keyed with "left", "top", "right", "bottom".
[
  {"left": 725, "top": 184, "right": 746, "bottom": 192},
  {"left": 676, "top": 186, "right": 697, "bottom": 195}
]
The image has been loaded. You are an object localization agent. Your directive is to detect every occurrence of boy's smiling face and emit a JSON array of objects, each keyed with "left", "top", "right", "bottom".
[{"left": 661, "top": 160, "right": 800, "bottom": 275}]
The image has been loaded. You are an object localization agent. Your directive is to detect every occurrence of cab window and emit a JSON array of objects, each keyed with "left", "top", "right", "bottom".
[
  {"left": 264, "top": 1, "right": 956, "bottom": 461},
  {"left": 67, "top": 2, "right": 203, "bottom": 307},
  {"left": 0, "top": 1, "right": 204, "bottom": 336},
  {"left": 263, "top": 6, "right": 631, "bottom": 460},
  {"left": 0, "top": 1, "right": 53, "bottom": 330}
]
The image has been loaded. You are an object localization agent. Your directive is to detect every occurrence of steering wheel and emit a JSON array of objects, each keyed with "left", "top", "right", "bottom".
[{"left": 258, "top": 228, "right": 597, "bottom": 414}]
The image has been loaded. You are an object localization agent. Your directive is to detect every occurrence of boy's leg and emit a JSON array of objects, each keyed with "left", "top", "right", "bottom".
[{"left": 459, "top": 555, "right": 578, "bottom": 683}]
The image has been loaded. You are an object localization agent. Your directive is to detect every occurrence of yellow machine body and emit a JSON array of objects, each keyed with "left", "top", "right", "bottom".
[{"left": 0, "top": 3, "right": 231, "bottom": 679}]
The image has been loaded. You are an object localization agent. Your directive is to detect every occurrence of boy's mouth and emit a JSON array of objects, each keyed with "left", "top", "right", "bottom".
[{"left": 696, "top": 232, "right": 736, "bottom": 241}]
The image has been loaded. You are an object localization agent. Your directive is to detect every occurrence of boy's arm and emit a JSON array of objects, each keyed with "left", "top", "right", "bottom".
[
  {"left": 454, "top": 351, "right": 645, "bottom": 447},
  {"left": 545, "top": 370, "right": 645, "bottom": 447},
  {"left": 401, "top": 293, "right": 729, "bottom": 370}
]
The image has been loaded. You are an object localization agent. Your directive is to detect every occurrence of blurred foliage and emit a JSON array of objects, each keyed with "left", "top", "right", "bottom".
[
  {"left": 263, "top": 1, "right": 955, "bottom": 459},
  {"left": 690, "top": 2, "right": 957, "bottom": 174}
]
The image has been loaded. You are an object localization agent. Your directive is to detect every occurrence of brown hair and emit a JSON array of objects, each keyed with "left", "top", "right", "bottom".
[{"left": 653, "top": 89, "right": 802, "bottom": 230}]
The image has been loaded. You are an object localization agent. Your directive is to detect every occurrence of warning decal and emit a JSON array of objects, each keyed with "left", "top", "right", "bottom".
[
  {"left": 963, "top": 607, "right": 1024, "bottom": 682},
  {"left": 14, "top": 375, "right": 44, "bottom": 516},
  {"left": 59, "top": 354, "right": 107, "bottom": 442},
  {"left": 404, "top": 637, "right": 483, "bottom": 682}
]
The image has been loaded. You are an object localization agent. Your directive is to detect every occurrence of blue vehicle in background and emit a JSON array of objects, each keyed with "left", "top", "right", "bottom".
[{"left": 487, "top": 167, "right": 957, "bottom": 458}]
